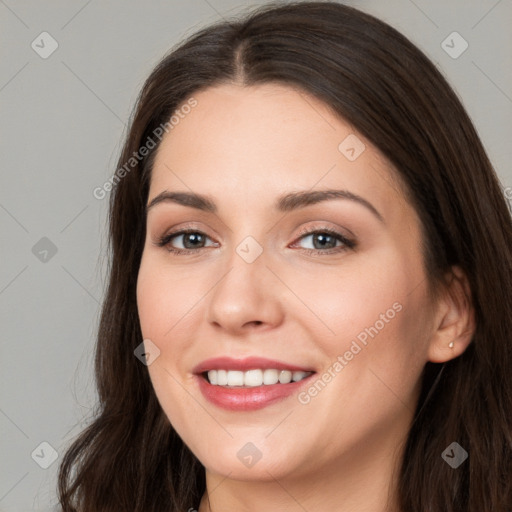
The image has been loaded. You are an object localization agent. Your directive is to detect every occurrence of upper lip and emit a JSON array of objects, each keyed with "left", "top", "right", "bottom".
[{"left": 192, "top": 356, "right": 316, "bottom": 374}]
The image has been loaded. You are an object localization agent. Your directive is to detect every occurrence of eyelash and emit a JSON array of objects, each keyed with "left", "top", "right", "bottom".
[{"left": 155, "top": 225, "right": 356, "bottom": 256}]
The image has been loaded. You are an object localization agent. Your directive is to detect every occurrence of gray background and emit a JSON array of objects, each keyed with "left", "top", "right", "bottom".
[{"left": 1, "top": 0, "right": 511, "bottom": 510}]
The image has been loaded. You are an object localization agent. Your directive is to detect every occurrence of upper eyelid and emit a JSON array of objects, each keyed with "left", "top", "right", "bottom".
[
  {"left": 157, "top": 219, "right": 354, "bottom": 237},
  {"left": 161, "top": 224, "right": 347, "bottom": 238}
]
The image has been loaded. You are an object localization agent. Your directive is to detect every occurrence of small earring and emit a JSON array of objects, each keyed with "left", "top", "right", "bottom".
[{"left": 448, "top": 341, "right": 454, "bottom": 348}]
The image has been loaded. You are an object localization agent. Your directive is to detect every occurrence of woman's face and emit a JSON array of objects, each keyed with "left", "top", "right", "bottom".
[{"left": 136, "top": 83, "right": 439, "bottom": 483}]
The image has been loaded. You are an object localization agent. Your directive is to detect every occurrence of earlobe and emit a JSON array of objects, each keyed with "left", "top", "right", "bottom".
[{"left": 427, "top": 266, "right": 475, "bottom": 363}]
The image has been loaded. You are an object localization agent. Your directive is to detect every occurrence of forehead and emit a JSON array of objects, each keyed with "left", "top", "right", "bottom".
[{"left": 149, "top": 83, "right": 410, "bottom": 225}]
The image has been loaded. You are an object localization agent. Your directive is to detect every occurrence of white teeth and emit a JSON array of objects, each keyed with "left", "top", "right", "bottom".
[
  {"left": 228, "top": 370, "right": 244, "bottom": 386},
  {"left": 278, "top": 370, "right": 292, "bottom": 384},
  {"left": 244, "top": 369, "right": 263, "bottom": 387},
  {"left": 205, "top": 369, "right": 312, "bottom": 387},
  {"left": 263, "top": 369, "right": 279, "bottom": 385},
  {"left": 208, "top": 370, "right": 218, "bottom": 385},
  {"left": 292, "top": 371, "right": 308, "bottom": 382},
  {"left": 217, "top": 369, "right": 228, "bottom": 386}
]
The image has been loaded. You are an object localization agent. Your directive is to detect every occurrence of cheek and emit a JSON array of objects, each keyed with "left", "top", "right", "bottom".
[
  {"left": 287, "top": 254, "right": 409, "bottom": 343},
  {"left": 290, "top": 268, "right": 429, "bottom": 449},
  {"left": 289, "top": 247, "right": 431, "bottom": 391},
  {"left": 136, "top": 269, "right": 162, "bottom": 338},
  {"left": 136, "top": 255, "right": 207, "bottom": 341},
  {"left": 136, "top": 258, "right": 201, "bottom": 428}
]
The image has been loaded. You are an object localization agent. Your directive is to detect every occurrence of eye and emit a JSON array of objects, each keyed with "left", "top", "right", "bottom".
[
  {"left": 154, "top": 226, "right": 356, "bottom": 256},
  {"left": 155, "top": 229, "right": 217, "bottom": 255},
  {"left": 291, "top": 227, "right": 356, "bottom": 255}
]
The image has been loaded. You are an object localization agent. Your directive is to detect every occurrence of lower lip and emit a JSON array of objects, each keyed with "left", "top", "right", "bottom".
[{"left": 195, "top": 373, "right": 315, "bottom": 411}]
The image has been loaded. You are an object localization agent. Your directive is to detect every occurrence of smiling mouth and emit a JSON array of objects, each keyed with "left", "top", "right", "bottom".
[{"left": 202, "top": 369, "right": 315, "bottom": 387}]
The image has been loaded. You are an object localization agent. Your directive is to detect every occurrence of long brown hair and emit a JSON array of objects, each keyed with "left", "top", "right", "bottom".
[{"left": 58, "top": 2, "right": 512, "bottom": 510}]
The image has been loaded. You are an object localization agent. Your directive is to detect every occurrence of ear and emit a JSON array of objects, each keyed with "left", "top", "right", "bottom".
[{"left": 427, "top": 266, "right": 475, "bottom": 363}]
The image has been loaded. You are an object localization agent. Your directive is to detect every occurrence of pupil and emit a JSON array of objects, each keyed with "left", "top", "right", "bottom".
[
  {"left": 314, "top": 233, "right": 335, "bottom": 249},
  {"left": 184, "top": 233, "right": 204, "bottom": 248}
]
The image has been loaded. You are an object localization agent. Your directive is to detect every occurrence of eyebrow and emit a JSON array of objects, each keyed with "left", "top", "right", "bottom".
[{"left": 146, "top": 189, "right": 384, "bottom": 222}]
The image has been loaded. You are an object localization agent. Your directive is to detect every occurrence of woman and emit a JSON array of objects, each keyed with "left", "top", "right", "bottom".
[{"left": 58, "top": 2, "right": 512, "bottom": 511}]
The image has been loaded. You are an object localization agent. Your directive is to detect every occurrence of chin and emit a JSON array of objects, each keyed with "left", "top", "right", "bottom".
[{"left": 190, "top": 435, "right": 311, "bottom": 482}]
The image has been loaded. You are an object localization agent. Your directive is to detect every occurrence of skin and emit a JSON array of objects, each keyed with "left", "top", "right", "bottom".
[{"left": 136, "top": 83, "right": 474, "bottom": 512}]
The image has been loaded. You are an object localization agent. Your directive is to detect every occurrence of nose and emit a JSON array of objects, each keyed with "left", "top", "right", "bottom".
[{"left": 206, "top": 247, "right": 285, "bottom": 336}]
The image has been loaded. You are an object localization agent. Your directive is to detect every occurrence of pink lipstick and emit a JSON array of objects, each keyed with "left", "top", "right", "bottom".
[{"left": 193, "top": 356, "right": 316, "bottom": 411}]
